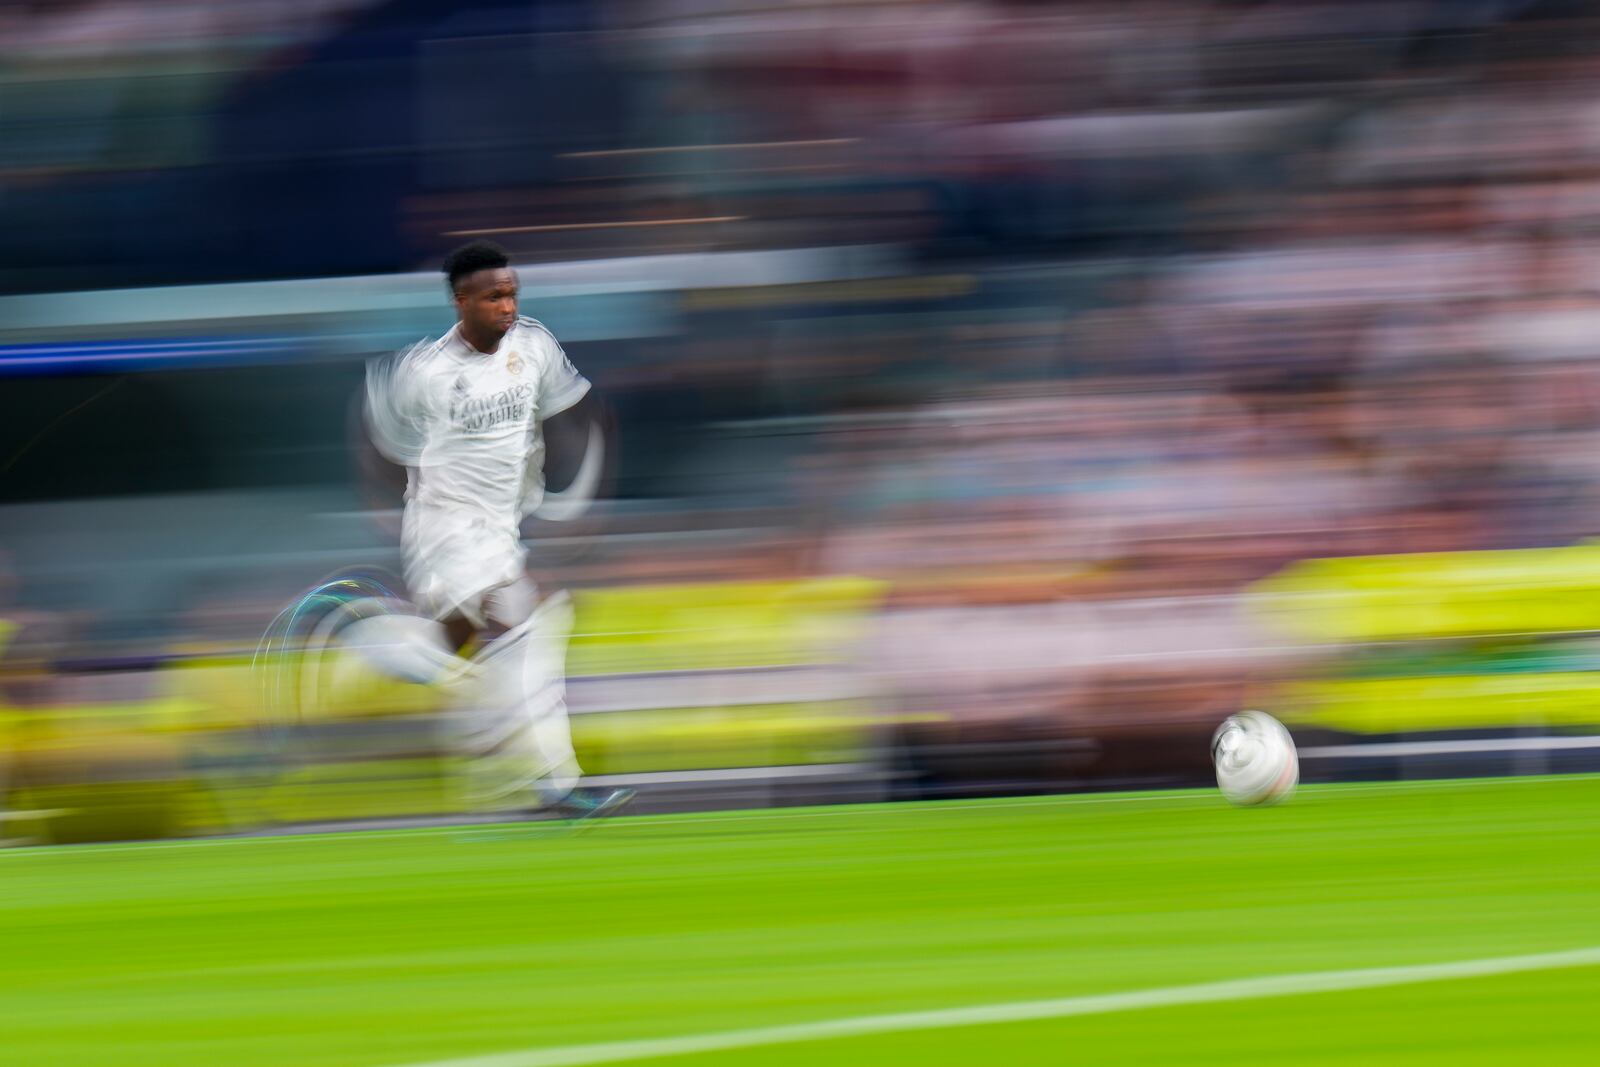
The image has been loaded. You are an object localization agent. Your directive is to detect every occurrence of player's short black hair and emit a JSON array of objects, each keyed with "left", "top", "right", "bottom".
[{"left": 443, "top": 240, "right": 510, "bottom": 292}]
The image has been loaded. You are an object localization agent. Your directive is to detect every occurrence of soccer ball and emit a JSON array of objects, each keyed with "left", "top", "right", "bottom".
[{"left": 1211, "top": 710, "right": 1298, "bottom": 806}]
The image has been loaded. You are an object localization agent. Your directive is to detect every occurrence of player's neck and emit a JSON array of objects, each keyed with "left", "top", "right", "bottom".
[{"left": 457, "top": 322, "right": 505, "bottom": 355}]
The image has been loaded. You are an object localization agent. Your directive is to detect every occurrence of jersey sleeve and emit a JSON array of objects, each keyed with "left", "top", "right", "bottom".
[
  {"left": 365, "top": 342, "right": 435, "bottom": 466},
  {"left": 536, "top": 331, "right": 591, "bottom": 418}
]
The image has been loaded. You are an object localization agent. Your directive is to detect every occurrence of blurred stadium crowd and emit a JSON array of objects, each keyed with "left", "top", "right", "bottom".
[{"left": 9, "top": 0, "right": 1600, "bottom": 836}]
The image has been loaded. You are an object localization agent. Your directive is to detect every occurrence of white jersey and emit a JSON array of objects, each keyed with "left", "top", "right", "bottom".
[{"left": 366, "top": 317, "right": 590, "bottom": 618}]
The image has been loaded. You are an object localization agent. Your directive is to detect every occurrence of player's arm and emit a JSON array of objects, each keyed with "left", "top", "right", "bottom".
[
  {"left": 524, "top": 328, "right": 612, "bottom": 524},
  {"left": 358, "top": 343, "right": 431, "bottom": 529},
  {"left": 533, "top": 390, "right": 614, "bottom": 522},
  {"left": 349, "top": 390, "right": 408, "bottom": 520},
  {"left": 365, "top": 344, "right": 432, "bottom": 466}
]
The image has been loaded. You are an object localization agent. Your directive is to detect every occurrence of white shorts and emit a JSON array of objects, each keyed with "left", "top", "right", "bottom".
[{"left": 402, "top": 505, "right": 527, "bottom": 627}]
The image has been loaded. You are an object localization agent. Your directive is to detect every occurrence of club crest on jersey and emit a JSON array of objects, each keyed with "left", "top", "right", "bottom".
[{"left": 506, "top": 354, "right": 523, "bottom": 375}]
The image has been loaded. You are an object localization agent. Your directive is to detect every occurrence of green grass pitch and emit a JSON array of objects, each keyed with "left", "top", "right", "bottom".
[{"left": 5, "top": 776, "right": 1600, "bottom": 1066}]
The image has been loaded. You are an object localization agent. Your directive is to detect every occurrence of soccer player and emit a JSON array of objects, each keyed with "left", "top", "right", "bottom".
[{"left": 361, "top": 240, "right": 632, "bottom": 821}]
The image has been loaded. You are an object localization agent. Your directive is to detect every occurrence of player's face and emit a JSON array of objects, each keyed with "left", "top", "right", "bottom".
[{"left": 455, "top": 268, "right": 519, "bottom": 344}]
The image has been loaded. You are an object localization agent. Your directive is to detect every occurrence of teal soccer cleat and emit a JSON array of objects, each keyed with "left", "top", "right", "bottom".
[{"left": 550, "top": 786, "right": 636, "bottom": 823}]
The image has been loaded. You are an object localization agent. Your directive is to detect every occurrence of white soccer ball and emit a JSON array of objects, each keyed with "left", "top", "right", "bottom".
[{"left": 1211, "top": 710, "right": 1298, "bottom": 806}]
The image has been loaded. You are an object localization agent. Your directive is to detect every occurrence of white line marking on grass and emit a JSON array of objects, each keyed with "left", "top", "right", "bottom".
[{"left": 390, "top": 945, "right": 1600, "bottom": 1067}]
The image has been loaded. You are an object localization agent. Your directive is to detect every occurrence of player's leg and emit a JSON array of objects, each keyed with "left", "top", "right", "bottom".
[
  {"left": 505, "top": 591, "right": 633, "bottom": 821},
  {"left": 455, "top": 579, "right": 572, "bottom": 810},
  {"left": 451, "top": 575, "right": 632, "bottom": 820},
  {"left": 251, "top": 570, "right": 435, "bottom": 829}
]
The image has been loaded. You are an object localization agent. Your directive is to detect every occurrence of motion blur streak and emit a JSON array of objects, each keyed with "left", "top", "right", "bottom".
[
  {"left": 5, "top": 3, "right": 1600, "bottom": 833},
  {"left": 24, "top": 6, "right": 1600, "bottom": 1065}
]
